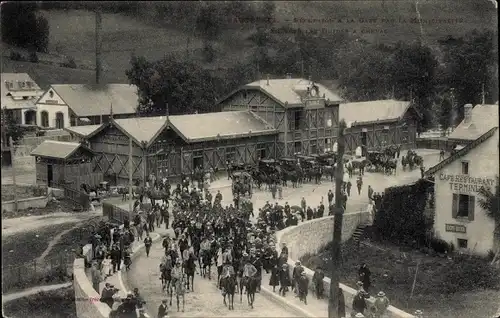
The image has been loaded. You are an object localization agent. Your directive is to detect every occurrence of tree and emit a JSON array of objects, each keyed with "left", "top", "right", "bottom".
[
  {"left": 478, "top": 176, "right": 500, "bottom": 233},
  {"left": 126, "top": 55, "right": 222, "bottom": 115},
  {"left": 440, "top": 30, "right": 499, "bottom": 116},
  {"left": 1, "top": 108, "right": 25, "bottom": 145},
  {"left": 436, "top": 92, "right": 454, "bottom": 132},
  {"left": 1, "top": 2, "right": 50, "bottom": 52}
]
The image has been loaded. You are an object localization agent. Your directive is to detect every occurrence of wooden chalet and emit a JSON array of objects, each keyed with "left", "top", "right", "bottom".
[
  {"left": 83, "top": 111, "right": 277, "bottom": 184},
  {"left": 339, "top": 99, "right": 421, "bottom": 154},
  {"left": 218, "top": 76, "right": 342, "bottom": 157},
  {"left": 30, "top": 140, "right": 98, "bottom": 188}
]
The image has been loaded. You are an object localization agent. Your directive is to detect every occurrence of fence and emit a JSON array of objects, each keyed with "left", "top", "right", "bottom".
[
  {"left": 52, "top": 181, "right": 89, "bottom": 210},
  {"left": 2, "top": 252, "right": 76, "bottom": 293},
  {"left": 416, "top": 137, "right": 453, "bottom": 151},
  {"left": 103, "top": 202, "right": 133, "bottom": 224}
]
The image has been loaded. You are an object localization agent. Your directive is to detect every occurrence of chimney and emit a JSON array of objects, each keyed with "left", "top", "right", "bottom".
[
  {"left": 464, "top": 104, "right": 473, "bottom": 123},
  {"left": 95, "top": 10, "right": 103, "bottom": 85},
  {"left": 266, "top": 74, "right": 270, "bottom": 85}
]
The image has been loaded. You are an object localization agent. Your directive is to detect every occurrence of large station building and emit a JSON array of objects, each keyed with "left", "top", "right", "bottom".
[{"left": 425, "top": 104, "right": 499, "bottom": 255}]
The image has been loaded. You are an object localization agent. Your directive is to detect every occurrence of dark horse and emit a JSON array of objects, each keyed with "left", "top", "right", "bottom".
[
  {"left": 200, "top": 249, "right": 212, "bottom": 279},
  {"left": 183, "top": 253, "right": 197, "bottom": 291},
  {"left": 221, "top": 274, "right": 237, "bottom": 310},
  {"left": 240, "top": 276, "right": 258, "bottom": 308}
]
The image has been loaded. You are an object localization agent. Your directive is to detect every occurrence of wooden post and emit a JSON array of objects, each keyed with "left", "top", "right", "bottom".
[
  {"left": 410, "top": 260, "right": 420, "bottom": 299},
  {"left": 328, "top": 120, "right": 346, "bottom": 318},
  {"left": 128, "top": 137, "right": 133, "bottom": 220},
  {"left": 9, "top": 137, "right": 18, "bottom": 213}
]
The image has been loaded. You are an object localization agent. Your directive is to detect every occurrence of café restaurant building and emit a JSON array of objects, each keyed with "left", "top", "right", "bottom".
[{"left": 425, "top": 125, "right": 499, "bottom": 255}]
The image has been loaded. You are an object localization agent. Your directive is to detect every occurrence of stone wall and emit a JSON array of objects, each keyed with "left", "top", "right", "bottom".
[
  {"left": 275, "top": 211, "right": 415, "bottom": 318},
  {"left": 73, "top": 245, "right": 110, "bottom": 318}
]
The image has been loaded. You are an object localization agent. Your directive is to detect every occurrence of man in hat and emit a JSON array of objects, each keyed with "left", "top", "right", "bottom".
[
  {"left": 374, "top": 291, "right": 390, "bottom": 318},
  {"left": 312, "top": 266, "right": 325, "bottom": 299},
  {"left": 297, "top": 271, "right": 309, "bottom": 305},
  {"left": 292, "top": 261, "right": 304, "bottom": 296},
  {"left": 354, "top": 313, "right": 365, "bottom": 318},
  {"left": 100, "top": 283, "right": 118, "bottom": 308},
  {"left": 358, "top": 263, "right": 371, "bottom": 292},
  {"left": 157, "top": 299, "right": 169, "bottom": 318},
  {"left": 90, "top": 261, "right": 102, "bottom": 292},
  {"left": 144, "top": 233, "right": 153, "bottom": 257},
  {"left": 414, "top": 310, "right": 424, "bottom": 318}
]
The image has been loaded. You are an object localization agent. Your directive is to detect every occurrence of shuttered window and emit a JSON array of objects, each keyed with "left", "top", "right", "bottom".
[{"left": 452, "top": 193, "right": 475, "bottom": 221}]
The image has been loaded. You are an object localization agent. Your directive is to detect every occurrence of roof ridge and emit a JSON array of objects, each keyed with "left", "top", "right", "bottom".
[
  {"left": 424, "top": 126, "right": 498, "bottom": 177},
  {"left": 44, "top": 140, "right": 80, "bottom": 145}
]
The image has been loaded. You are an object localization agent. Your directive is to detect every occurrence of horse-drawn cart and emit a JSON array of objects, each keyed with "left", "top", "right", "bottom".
[{"left": 231, "top": 171, "right": 253, "bottom": 198}]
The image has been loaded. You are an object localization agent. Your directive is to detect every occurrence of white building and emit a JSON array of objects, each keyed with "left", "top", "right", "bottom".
[
  {"left": 1, "top": 73, "right": 44, "bottom": 126},
  {"left": 35, "top": 87, "right": 71, "bottom": 129},
  {"left": 425, "top": 104, "right": 499, "bottom": 255}
]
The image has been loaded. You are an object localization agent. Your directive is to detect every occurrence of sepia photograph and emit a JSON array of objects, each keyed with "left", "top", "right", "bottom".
[{"left": 0, "top": 1, "right": 498, "bottom": 318}]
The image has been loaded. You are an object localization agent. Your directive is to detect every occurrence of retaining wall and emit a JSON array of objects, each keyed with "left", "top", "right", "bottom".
[
  {"left": 2, "top": 196, "right": 47, "bottom": 212},
  {"left": 275, "top": 211, "right": 415, "bottom": 318},
  {"left": 73, "top": 245, "right": 111, "bottom": 318}
]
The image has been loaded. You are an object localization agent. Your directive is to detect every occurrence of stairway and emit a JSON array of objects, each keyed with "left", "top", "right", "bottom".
[{"left": 352, "top": 224, "right": 368, "bottom": 244}]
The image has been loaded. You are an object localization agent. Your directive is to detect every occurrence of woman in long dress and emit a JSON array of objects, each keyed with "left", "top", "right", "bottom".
[{"left": 101, "top": 255, "right": 112, "bottom": 278}]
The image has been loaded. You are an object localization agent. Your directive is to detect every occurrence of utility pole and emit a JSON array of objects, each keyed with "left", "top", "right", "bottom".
[
  {"left": 128, "top": 137, "right": 133, "bottom": 220},
  {"left": 328, "top": 119, "right": 347, "bottom": 318},
  {"left": 482, "top": 83, "right": 486, "bottom": 105},
  {"left": 95, "top": 9, "right": 102, "bottom": 85},
  {"left": 300, "top": 59, "right": 304, "bottom": 78},
  {"left": 9, "top": 137, "right": 18, "bottom": 213}
]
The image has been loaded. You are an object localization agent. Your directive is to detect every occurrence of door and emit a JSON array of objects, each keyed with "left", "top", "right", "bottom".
[
  {"left": 47, "top": 164, "right": 53, "bottom": 187},
  {"left": 55, "top": 112, "right": 65, "bottom": 129},
  {"left": 193, "top": 156, "right": 203, "bottom": 171},
  {"left": 361, "top": 131, "right": 368, "bottom": 156}
]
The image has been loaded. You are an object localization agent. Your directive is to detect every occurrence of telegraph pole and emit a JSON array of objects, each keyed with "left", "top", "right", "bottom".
[
  {"left": 95, "top": 9, "right": 102, "bottom": 84},
  {"left": 128, "top": 137, "right": 133, "bottom": 220},
  {"left": 9, "top": 137, "right": 18, "bottom": 213},
  {"left": 328, "top": 119, "right": 347, "bottom": 318}
]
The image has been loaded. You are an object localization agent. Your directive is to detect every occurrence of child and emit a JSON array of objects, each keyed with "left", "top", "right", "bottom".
[{"left": 101, "top": 255, "right": 112, "bottom": 278}]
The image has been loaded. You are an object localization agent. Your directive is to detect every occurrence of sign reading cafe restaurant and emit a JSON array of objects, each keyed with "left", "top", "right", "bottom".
[{"left": 439, "top": 173, "right": 496, "bottom": 193}]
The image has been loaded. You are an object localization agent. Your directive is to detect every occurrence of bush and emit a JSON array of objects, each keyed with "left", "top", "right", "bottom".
[
  {"left": 60, "top": 56, "right": 77, "bottom": 68},
  {"left": 9, "top": 51, "right": 24, "bottom": 61},
  {"left": 29, "top": 51, "right": 39, "bottom": 63},
  {"left": 429, "top": 237, "right": 454, "bottom": 254},
  {"left": 438, "top": 254, "right": 500, "bottom": 294}
]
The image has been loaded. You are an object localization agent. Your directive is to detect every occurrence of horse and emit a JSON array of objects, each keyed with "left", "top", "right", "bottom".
[
  {"left": 200, "top": 249, "right": 213, "bottom": 279},
  {"left": 160, "top": 261, "right": 173, "bottom": 293},
  {"left": 240, "top": 276, "right": 258, "bottom": 308},
  {"left": 183, "top": 253, "right": 197, "bottom": 291},
  {"left": 221, "top": 274, "right": 237, "bottom": 310},
  {"left": 170, "top": 274, "right": 186, "bottom": 312}
]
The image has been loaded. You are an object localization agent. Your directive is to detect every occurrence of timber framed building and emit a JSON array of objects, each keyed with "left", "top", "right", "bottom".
[
  {"left": 72, "top": 111, "right": 277, "bottom": 184},
  {"left": 340, "top": 99, "right": 421, "bottom": 154},
  {"left": 218, "top": 76, "right": 342, "bottom": 156}
]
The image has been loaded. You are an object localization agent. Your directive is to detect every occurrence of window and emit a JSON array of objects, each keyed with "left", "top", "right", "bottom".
[
  {"left": 310, "top": 140, "right": 317, "bottom": 154},
  {"left": 226, "top": 147, "right": 235, "bottom": 162},
  {"left": 294, "top": 141, "right": 302, "bottom": 154},
  {"left": 49, "top": 90, "right": 54, "bottom": 98},
  {"left": 457, "top": 238, "right": 468, "bottom": 249},
  {"left": 452, "top": 193, "right": 475, "bottom": 220},
  {"left": 325, "top": 111, "right": 333, "bottom": 127},
  {"left": 257, "top": 144, "right": 266, "bottom": 159},
  {"left": 293, "top": 110, "right": 303, "bottom": 130},
  {"left": 461, "top": 161, "right": 469, "bottom": 175}
]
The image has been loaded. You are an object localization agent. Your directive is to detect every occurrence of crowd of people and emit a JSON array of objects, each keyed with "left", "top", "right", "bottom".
[{"left": 82, "top": 164, "right": 398, "bottom": 318}]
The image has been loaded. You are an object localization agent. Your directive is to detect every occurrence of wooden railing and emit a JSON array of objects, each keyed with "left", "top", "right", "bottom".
[
  {"left": 52, "top": 181, "right": 89, "bottom": 210},
  {"left": 103, "top": 202, "right": 132, "bottom": 224}
]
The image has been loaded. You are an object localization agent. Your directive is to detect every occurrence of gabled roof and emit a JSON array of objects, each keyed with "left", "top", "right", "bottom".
[
  {"left": 424, "top": 127, "right": 498, "bottom": 177},
  {"left": 64, "top": 125, "right": 102, "bottom": 138},
  {"left": 31, "top": 140, "right": 94, "bottom": 160},
  {"left": 168, "top": 111, "right": 277, "bottom": 143},
  {"left": 218, "top": 78, "right": 342, "bottom": 108},
  {"left": 340, "top": 99, "right": 418, "bottom": 126},
  {"left": 50, "top": 84, "right": 139, "bottom": 117},
  {"left": 113, "top": 117, "right": 169, "bottom": 146},
  {"left": 1, "top": 73, "right": 43, "bottom": 110},
  {"left": 448, "top": 104, "right": 499, "bottom": 141}
]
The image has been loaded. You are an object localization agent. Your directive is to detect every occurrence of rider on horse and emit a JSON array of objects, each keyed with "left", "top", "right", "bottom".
[
  {"left": 242, "top": 257, "right": 258, "bottom": 280},
  {"left": 220, "top": 248, "right": 236, "bottom": 293}
]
